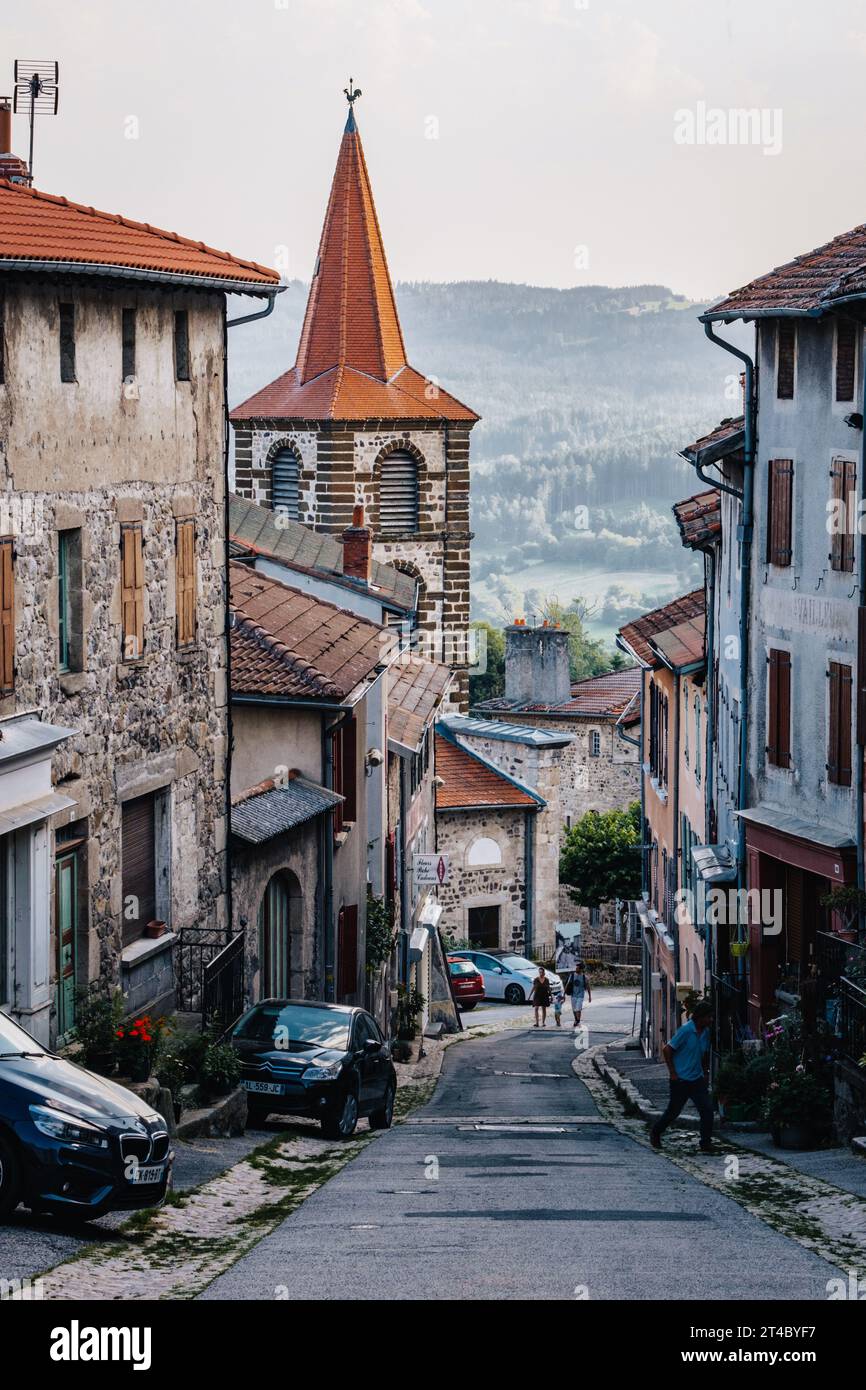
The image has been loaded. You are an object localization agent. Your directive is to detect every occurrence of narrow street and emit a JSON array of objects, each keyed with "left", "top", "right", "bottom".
[{"left": 201, "top": 1001, "right": 843, "bottom": 1302}]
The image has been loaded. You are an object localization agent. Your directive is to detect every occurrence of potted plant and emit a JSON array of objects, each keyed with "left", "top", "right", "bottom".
[
  {"left": 114, "top": 1013, "right": 169, "bottom": 1083},
  {"left": 73, "top": 987, "right": 124, "bottom": 1074},
  {"left": 199, "top": 1041, "right": 241, "bottom": 1099},
  {"left": 763, "top": 1068, "right": 833, "bottom": 1150},
  {"left": 396, "top": 984, "right": 425, "bottom": 1041}
]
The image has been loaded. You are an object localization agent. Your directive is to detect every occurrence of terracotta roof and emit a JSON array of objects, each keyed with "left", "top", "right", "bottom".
[
  {"left": 647, "top": 610, "right": 706, "bottom": 671},
  {"left": 618, "top": 590, "right": 705, "bottom": 668},
  {"left": 706, "top": 224, "right": 866, "bottom": 320},
  {"left": 228, "top": 494, "right": 416, "bottom": 612},
  {"left": 474, "top": 666, "right": 641, "bottom": 723},
  {"left": 680, "top": 416, "right": 744, "bottom": 467},
  {"left": 388, "top": 655, "right": 452, "bottom": 753},
  {"left": 434, "top": 728, "right": 542, "bottom": 812},
  {"left": 229, "top": 561, "right": 386, "bottom": 701},
  {"left": 231, "top": 114, "right": 478, "bottom": 424},
  {"left": 0, "top": 179, "right": 279, "bottom": 290},
  {"left": 672, "top": 489, "right": 722, "bottom": 549}
]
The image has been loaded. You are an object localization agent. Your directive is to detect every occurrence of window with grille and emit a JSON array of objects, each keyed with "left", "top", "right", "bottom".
[
  {"left": 379, "top": 452, "right": 419, "bottom": 535},
  {"left": 589, "top": 729, "right": 601, "bottom": 757},
  {"left": 836, "top": 319, "right": 858, "bottom": 402},
  {"left": 271, "top": 447, "right": 300, "bottom": 522}
]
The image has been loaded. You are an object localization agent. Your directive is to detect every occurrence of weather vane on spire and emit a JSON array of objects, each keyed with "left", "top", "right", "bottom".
[{"left": 344, "top": 78, "right": 362, "bottom": 108}]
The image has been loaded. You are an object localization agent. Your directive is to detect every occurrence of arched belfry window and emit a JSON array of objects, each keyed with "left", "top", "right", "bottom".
[
  {"left": 271, "top": 446, "right": 300, "bottom": 522},
  {"left": 379, "top": 451, "right": 419, "bottom": 535}
]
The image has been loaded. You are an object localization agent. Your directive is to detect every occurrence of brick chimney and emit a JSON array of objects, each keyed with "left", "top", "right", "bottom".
[
  {"left": 0, "top": 101, "right": 30, "bottom": 183},
  {"left": 342, "top": 504, "right": 372, "bottom": 584},
  {"left": 505, "top": 620, "right": 571, "bottom": 706}
]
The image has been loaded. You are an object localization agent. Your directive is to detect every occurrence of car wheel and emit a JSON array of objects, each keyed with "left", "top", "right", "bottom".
[
  {"left": 460, "top": 1001, "right": 477, "bottom": 1011},
  {"left": 321, "top": 1088, "right": 359, "bottom": 1140},
  {"left": 0, "top": 1135, "right": 21, "bottom": 1222},
  {"left": 368, "top": 1082, "right": 396, "bottom": 1131},
  {"left": 504, "top": 983, "right": 525, "bottom": 1005}
]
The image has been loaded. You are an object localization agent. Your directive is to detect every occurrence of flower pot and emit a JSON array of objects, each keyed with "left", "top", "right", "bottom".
[
  {"left": 772, "top": 1122, "right": 815, "bottom": 1151},
  {"left": 144, "top": 920, "right": 168, "bottom": 940}
]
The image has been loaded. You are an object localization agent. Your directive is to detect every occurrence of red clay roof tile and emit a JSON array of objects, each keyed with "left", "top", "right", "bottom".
[
  {"left": 707, "top": 224, "right": 866, "bottom": 319},
  {"left": 672, "top": 489, "right": 722, "bottom": 549},
  {"left": 618, "top": 590, "right": 705, "bottom": 668},
  {"left": 434, "top": 732, "right": 540, "bottom": 812}
]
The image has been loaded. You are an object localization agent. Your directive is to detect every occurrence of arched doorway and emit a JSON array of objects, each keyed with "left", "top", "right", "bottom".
[{"left": 257, "top": 870, "right": 303, "bottom": 998}]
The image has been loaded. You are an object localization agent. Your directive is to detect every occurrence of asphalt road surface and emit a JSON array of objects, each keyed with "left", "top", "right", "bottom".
[{"left": 201, "top": 1022, "right": 843, "bottom": 1302}]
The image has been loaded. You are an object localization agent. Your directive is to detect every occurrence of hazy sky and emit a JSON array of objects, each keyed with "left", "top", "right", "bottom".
[{"left": 5, "top": 0, "right": 866, "bottom": 299}]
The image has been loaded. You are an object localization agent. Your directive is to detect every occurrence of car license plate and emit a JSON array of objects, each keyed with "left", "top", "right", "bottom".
[
  {"left": 242, "top": 1079, "right": 284, "bottom": 1095},
  {"left": 128, "top": 1164, "right": 165, "bottom": 1185}
]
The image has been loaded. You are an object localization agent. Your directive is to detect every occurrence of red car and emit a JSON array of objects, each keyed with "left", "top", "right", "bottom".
[{"left": 448, "top": 956, "right": 485, "bottom": 1011}]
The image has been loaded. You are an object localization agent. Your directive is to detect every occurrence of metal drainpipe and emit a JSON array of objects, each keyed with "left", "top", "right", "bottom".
[
  {"left": 524, "top": 809, "right": 535, "bottom": 955},
  {"left": 702, "top": 321, "right": 756, "bottom": 905},
  {"left": 679, "top": 448, "right": 743, "bottom": 500}
]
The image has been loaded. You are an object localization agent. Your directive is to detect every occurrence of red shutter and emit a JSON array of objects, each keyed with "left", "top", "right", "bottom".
[
  {"left": 777, "top": 321, "right": 796, "bottom": 398},
  {"left": 767, "top": 460, "right": 793, "bottom": 567},
  {"left": 0, "top": 537, "right": 14, "bottom": 694},
  {"left": 836, "top": 319, "right": 858, "bottom": 402},
  {"left": 341, "top": 716, "right": 357, "bottom": 822},
  {"left": 337, "top": 904, "right": 358, "bottom": 1001},
  {"left": 767, "top": 649, "right": 791, "bottom": 768}
]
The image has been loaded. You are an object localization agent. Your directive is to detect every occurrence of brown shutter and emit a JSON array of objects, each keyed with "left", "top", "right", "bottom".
[
  {"left": 767, "top": 459, "right": 793, "bottom": 567},
  {"left": 121, "top": 793, "right": 156, "bottom": 945},
  {"left": 830, "top": 458, "right": 856, "bottom": 571},
  {"left": 341, "top": 715, "right": 357, "bottom": 822},
  {"left": 836, "top": 319, "right": 858, "bottom": 402},
  {"left": 777, "top": 321, "right": 796, "bottom": 398},
  {"left": 337, "top": 904, "right": 358, "bottom": 1001},
  {"left": 0, "top": 537, "right": 13, "bottom": 694},
  {"left": 767, "top": 649, "right": 791, "bottom": 768},
  {"left": 120, "top": 523, "right": 144, "bottom": 661},
  {"left": 176, "top": 519, "right": 196, "bottom": 648},
  {"left": 331, "top": 727, "right": 344, "bottom": 835},
  {"left": 828, "top": 661, "right": 852, "bottom": 786},
  {"left": 858, "top": 607, "right": 866, "bottom": 744}
]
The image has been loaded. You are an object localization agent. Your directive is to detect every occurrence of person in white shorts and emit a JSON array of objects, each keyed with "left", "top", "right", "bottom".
[{"left": 569, "top": 962, "right": 591, "bottom": 1027}]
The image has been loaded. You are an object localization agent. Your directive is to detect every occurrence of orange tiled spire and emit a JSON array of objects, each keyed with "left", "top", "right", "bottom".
[{"left": 295, "top": 88, "right": 407, "bottom": 386}]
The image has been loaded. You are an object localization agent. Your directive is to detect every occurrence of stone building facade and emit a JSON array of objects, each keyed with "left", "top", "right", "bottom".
[
  {"left": 0, "top": 175, "right": 279, "bottom": 1043},
  {"left": 231, "top": 105, "right": 477, "bottom": 710}
]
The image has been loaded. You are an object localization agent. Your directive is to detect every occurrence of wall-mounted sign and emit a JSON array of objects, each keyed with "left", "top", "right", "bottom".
[{"left": 414, "top": 853, "right": 449, "bottom": 885}]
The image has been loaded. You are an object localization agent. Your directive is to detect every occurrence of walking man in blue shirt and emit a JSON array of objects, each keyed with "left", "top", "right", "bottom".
[{"left": 649, "top": 1000, "right": 715, "bottom": 1153}]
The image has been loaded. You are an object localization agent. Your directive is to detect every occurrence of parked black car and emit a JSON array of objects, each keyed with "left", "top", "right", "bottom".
[
  {"left": 0, "top": 1010, "right": 173, "bottom": 1223},
  {"left": 228, "top": 1000, "right": 397, "bottom": 1139}
]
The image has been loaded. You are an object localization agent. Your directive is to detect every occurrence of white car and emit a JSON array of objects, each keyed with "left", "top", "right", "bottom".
[{"left": 449, "top": 950, "right": 564, "bottom": 1005}]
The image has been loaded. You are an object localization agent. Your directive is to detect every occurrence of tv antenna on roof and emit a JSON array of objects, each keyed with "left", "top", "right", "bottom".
[{"left": 13, "top": 59, "right": 59, "bottom": 185}]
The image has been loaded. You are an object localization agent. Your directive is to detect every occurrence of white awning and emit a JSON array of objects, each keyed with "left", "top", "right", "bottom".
[{"left": 0, "top": 791, "right": 77, "bottom": 837}]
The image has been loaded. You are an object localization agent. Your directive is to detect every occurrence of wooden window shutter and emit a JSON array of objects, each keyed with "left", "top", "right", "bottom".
[
  {"left": 121, "top": 793, "right": 156, "bottom": 946},
  {"left": 777, "top": 321, "right": 796, "bottom": 398},
  {"left": 176, "top": 519, "right": 196, "bottom": 648},
  {"left": 858, "top": 607, "right": 866, "bottom": 744},
  {"left": 0, "top": 537, "right": 14, "bottom": 694},
  {"left": 767, "top": 649, "right": 791, "bottom": 768},
  {"left": 830, "top": 458, "right": 856, "bottom": 572},
  {"left": 836, "top": 319, "right": 858, "bottom": 402},
  {"left": 341, "top": 716, "right": 357, "bottom": 822},
  {"left": 331, "top": 728, "right": 344, "bottom": 835},
  {"left": 337, "top": 904, "right": 359, "bottom": 1000},
  {"left": 828, "top": 661, "right": 852, "bottom": 786},
  {"left": 767, "top": 459, "right": 793, "bottom": 567},
  {"left": 120, "top": 524, "right": 144, "bottom": 661}
]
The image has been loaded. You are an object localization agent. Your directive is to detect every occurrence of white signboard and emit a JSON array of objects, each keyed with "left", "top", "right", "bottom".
[{"left": 414, "top": 853, "right": 449, "bottom": 885}]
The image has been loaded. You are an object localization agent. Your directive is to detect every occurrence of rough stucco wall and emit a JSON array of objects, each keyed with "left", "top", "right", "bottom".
[
  {"left": 436, "top": 809, "right": 527, "bottom": 952},
  {"left": 0, "top": 281, "right": 228, "bottom": 1031},
  {"left": 231, "top": 704, "right": 323, "bottom": 794},
  {"left": 749, "top": 318, "right": 859, "bottom": 842}
]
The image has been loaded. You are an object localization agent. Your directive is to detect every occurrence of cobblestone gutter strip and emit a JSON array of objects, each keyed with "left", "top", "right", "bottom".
[
  {"left": 35, "top": 1024, "right": 511, "bottom": 1301},
  {"left": 576, "top": 1042, "right": 865, "bottom": 1275}
]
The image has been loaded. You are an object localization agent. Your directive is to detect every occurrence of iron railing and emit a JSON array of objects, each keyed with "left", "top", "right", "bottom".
[
  {"left": 175, "top": 927, "right": 244, "bottom": 1032},
  {"left": 839, "top": 978, "right": 866, "bottom": 1065}
]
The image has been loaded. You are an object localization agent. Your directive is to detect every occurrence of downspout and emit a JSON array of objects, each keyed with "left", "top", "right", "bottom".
[
  {"left": 524, "top": 808, "right": 535, "bottom": 955},
  {"left": 702, "top": 321, "right": 756, "bottom": 899},
  {"left": 680, "top": 448, "right": 743, "bottom": 501}
]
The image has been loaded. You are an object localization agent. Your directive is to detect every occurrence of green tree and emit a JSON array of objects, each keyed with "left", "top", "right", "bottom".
[
  {"left": 468, "top": 620, "right": 505, "bottom": 704},
  {"left": 560, "top": 802, "right": 642, "bottom": 907}
]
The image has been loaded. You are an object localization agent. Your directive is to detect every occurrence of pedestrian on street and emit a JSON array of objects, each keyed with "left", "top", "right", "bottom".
[
  {"left": 567, "top": 962, "right": 591, "bottom": 1028},
  {"left": 650, "top": 1000, "right": 715, "bottom": 1154},
  {"left": 530, "top": 967, "right": 552, "bottom": 1028},
  {"left": 553, "top": 989, "right": 564, "bottom": 1027}
]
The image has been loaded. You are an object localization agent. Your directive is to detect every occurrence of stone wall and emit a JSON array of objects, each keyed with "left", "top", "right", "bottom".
[
  {"left": 231, "top": 823, "right": 321, "bottom": 1005},
  {"left": 436, "top": 808, "right": 528, "bottom": 953},
  {"left": 0, "top": 282, "right": 229, "bottom": 1039}
]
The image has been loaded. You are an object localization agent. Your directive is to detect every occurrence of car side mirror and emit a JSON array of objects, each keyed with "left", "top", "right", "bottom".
[{"left": 364, "top": 1038, "right": 381, "bottom": 1053}]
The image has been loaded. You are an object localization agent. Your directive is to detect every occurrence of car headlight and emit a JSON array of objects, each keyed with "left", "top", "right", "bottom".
[
  {"left": 29, "top": 1104, "right": 110, "bottom": 1149},
  {"left": 304, "top": 1062, "right": 343, "bottom": 1082}
]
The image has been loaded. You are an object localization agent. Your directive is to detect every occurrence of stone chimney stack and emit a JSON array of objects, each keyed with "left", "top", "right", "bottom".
[
  {"left": 342, "top": 504, "right": 372, "bottom": 584},
  {"left": 505, "top": 619, "right": 571, "bottom": 706},
  {"left": 0, "top": 101, "right": 29, "bottom": 183}
]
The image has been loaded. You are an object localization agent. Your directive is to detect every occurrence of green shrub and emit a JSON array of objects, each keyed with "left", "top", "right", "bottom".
[
  {"left": 199, "top": 1042, "right": 241, "bottom": 1098},
  {"left": 74, "top": 988, "right": 124, "bottom": 1072}
]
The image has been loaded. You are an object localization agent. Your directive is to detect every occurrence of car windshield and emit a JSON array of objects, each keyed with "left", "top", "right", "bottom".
[
  {"left": 449, "top": 960, "right": 477, "bottom": 976},
  {"left": 499, "top": 956, "right": 537, "bottom": 972},
  {"left": 0, "top": 1009, "right": 45, "bottom": 1056},
  {"left": 233, "top": 1004, "right": 351, "bottom": 1052}
]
